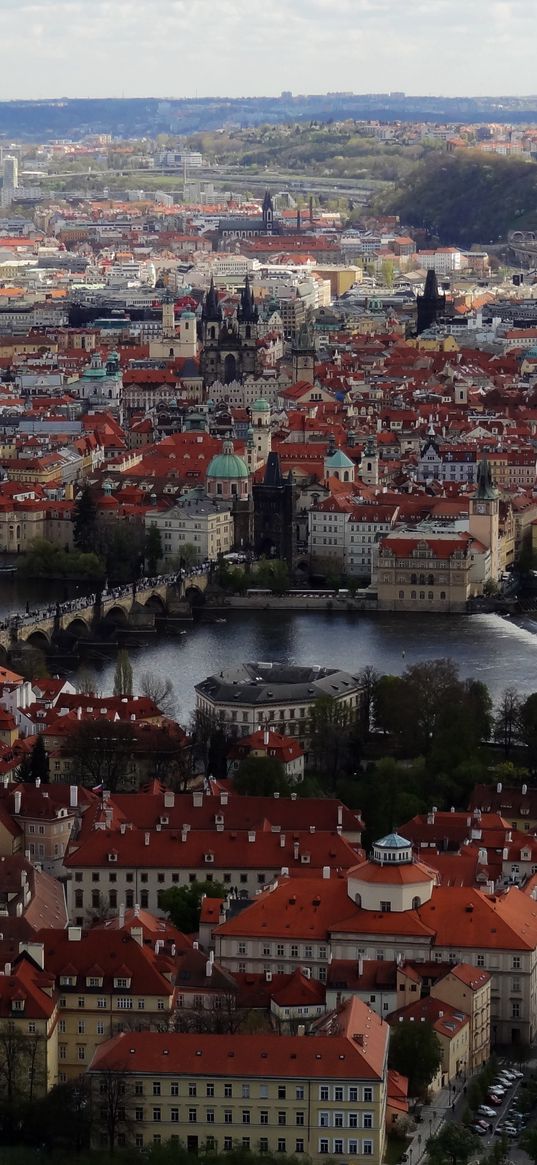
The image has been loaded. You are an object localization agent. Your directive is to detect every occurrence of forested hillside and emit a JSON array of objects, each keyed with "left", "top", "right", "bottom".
[{"left": 380, "top": 151, "right": 537, "bottom": 247}]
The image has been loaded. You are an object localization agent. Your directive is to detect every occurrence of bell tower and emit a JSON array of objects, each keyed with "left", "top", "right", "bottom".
[
  {"left": 360, "top": 436, "right": 379, "bottom": 487},
  {"left": 469, "top": 458, "right": 500, "bottom": 584},
  {"left": 292, "top": 321, "right": 316, "bottom": 384},
  {"left": 262, "top": 190, "right": 274, "bottom": 235}
]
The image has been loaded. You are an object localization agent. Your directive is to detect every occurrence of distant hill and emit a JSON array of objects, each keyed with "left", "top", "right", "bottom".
[
  {"left": 3, "top": 96, "right": 537, "bottom": 140},
  {"left": 380, "top": 151, "right": 537, "bottom": 248}
]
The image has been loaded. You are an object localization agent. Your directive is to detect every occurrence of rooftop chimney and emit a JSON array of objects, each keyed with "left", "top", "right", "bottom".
[
  {"left": 322, "top": 866, "right": 330, "bottom": 880},
  {"left": 192, "top": 791, "right": 203, "bottom": 808},
  {"left": 164, "top": 790, "right": 175, "bottom": 809},
  {"left": 220, "top": 790, "right": 229, "bottom": 806},
  {"left": 131, "top": 927, "right": 144, "bottom": 947},
  {"left": 13, "top": 790, "right": 21, "bottom": 815},
  {"left": 70, "top": 785, "right": 78, "bottom": 809},
  {"left": 68, "top": 926, "right": 82, "bottom": 942},
  {"left": 144, "top": 832, "right": 150, "bottom": 846}
]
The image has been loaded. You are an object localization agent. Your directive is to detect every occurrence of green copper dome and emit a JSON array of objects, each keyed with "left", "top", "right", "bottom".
[
  {"left": 207, "top": 439, "right": 249, "bottom": 480},
  {"left": 325, "top": 448, "right": 354, "bottom": 470},
  {"left": 251, "top": 398, "right": 271, "bottom": 413}
]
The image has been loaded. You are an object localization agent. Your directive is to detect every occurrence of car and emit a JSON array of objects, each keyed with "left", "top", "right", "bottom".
[
  {"left": 489, "top": 1086, "right": 506, "bottom": 1095},
  {"left": 487, "top": 1095, "right": 503, "bottom": 1107},
  {"left": 474, "top": 1119, "right": 489, "bottom": 1130},
  {"left": 471, "top": 1125, "right": 488, "bottom": 1136},
  {"left": 478, "top": 1106, "right": 497, "bottom": 1118}
]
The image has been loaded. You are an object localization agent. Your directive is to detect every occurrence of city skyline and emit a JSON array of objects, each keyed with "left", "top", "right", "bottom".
[{"left": 0, "top": 0, "right": 535, "bottom": 102}]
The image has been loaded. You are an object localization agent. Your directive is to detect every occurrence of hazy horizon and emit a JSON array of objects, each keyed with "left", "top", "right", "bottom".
[{"left": 0, "top": 0, "right": 535, "bottom": 103}]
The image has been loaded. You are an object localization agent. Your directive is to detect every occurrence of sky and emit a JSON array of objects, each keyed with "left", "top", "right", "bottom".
[{"left": 1, "top": 0, "right": 536, "bottom": 101}]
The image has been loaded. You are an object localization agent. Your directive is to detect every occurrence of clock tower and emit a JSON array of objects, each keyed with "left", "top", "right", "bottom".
[{"left": 469, "top": 458, "right": 500, "bottom": 583}]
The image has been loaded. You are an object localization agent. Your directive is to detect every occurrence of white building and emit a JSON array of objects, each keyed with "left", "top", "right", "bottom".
[{"left": 146, "top": 487, "right": 233, "bottom": 565}]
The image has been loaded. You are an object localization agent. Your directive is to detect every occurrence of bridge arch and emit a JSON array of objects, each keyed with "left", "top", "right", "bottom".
[
  {"left": 65, "top": 617, "right": 92, "bottom": 640},
  {"left": 103, "top": 605, "right": 129, "bottom": 625},
  {"left": 143, "top": 593, "right": 167, "bottom": 614},
  {"left": 25, "top": 629, "right": 52, "bottom": 651},
  {"left": 184, "top": 585, "right": 205, "bottom": 607}
]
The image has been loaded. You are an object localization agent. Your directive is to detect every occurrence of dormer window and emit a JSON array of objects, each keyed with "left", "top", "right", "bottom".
[
  {"left": 108, "top": 852, "right": 117, "bottom": 863},
  {"left": 204, "top": 852, "right": 214, "bottom": 864},
  {"left": 12, "top": 999, "right": 25, "bottom": 1011},
  {"left": 114, "top": 977, "right": 131, "bottom": 989},
  {"left": 60, "top": 976, "right": 77, "bottom": 987},
  {"left": 87, "top": 976, "right": 103, "bottom": 988}
]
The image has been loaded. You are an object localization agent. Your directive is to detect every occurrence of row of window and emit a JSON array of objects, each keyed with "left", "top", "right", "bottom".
[
  {"left": 134, "top": 1083, "right": 374, "bottom": 1103},
  {"left": 147, "top": 1109, "right": 311, "bottom": 1126},
  {"left": 59, "top": 997, "right": 166, "bottom": 1011},
  {"left": 237, "top": 942, "right": 327, "bottom": 959},
  {"left": 132, "top": 1135, "right": 305, "bottom": 1154}
]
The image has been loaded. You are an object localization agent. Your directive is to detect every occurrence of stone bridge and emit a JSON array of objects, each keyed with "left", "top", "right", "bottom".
[{"left": 0, "top": 569, "right": 210, "bottom": 656}]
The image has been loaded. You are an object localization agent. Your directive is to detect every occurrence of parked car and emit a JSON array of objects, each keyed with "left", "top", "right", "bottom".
[
  {"left": 487, "top": 1095, "right": 503, "bottom": 1107},
  {"left": 478, "top": 1106, "right": 497, "bottom": 1118},
  {"left": 471, "top": 1124, "right": 488, "bottom": 1136}
]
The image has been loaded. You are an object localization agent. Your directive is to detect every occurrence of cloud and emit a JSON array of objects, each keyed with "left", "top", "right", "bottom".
[{"left": 0, "top": 0, "right": 536, "bottom": 99}]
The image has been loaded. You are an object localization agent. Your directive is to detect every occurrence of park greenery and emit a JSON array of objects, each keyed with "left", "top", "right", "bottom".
[{"left": 17, "top": 538, "right": 104, "bottom": 581}]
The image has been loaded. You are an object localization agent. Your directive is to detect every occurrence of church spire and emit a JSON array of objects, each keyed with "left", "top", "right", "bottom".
[
  {"left": 202, "top": 276, "right": 222, "bottom": 323},
  {"left": 476, "top": 457, "right": 498, "bottom": 501},
  {"left": 238, "top": 274, "right": 258, "bottom": 324}
]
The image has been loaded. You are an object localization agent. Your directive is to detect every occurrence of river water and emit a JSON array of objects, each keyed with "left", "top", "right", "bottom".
[{"left": 0, "top": 575, "right": 536, "bottom": 717}]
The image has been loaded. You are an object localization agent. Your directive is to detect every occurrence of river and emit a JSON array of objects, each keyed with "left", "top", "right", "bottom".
[{"left": 0, "top": 576, "right": 536, "bottom": 717}]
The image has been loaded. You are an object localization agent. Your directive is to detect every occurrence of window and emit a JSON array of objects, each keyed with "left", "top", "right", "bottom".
[
  {"left": 206, "top": 1083, "right": 214, "bottom": 1097},
  {"left": 135, "top": 1107, "right": 144, "bottom": 1122},
  {"left": 349, "top": 1141, "right": 358, "bottom": 1155},
  {"left": 242, "top": 1084, "right": 250, "bottom": 1099},
  {"left": 513, "top": 956, "right": 521, "bottom": 970},
  {"left": 364, "top": 1113, "right": 373, "bottom": 1129},
  {"left": 278, "top": 1086, "right": 286, "bottom": 1099},
  {"left": 261, "top": 1110, "right": 269, "bottom": 1125},
  {"left": 277, "top": 945, "right": 285, "bottom": 957},
  {"left": 242, "top": 1110, "right": 250, "bottom": 1124},
  {"left": 296, "top": 1112, "right": 305, "bottom": 1126},
  {"left": 320, "top": 1086, "right": 329, "bottom": 1101},
  {"left": 319, "top": 1140, "right": 329, "bottom": 1154},
  {"left": 77, "top": 1020, "right": 85, "bottom": 1034},
  {"left": 278, "top": 1112, "right": 286, "bottom": 1126},
  {"left": 97, "top": 998, "right": 106, "bottom": 1009},
  {"left": 171, "top": 1108, "right": 179, "bottom": 1123},
  {"left": 259, "top": 1139, "right": 268, "bottom": 1153},
  {"left": 278, "top": 1140, "right": 286, "bottom": 1153},
  {"left": 96, "top": 1021, "right": 105, "bottom": 1036},
  {"left": 349, "top": 1114, "right": 358, "bottom": 1129},
  {"left": 225, "top": 1084, "right": 233, "bottom": 1098},
  {"left": 320, "top": 1113, "right": 330, "bottom": 1128},
  {"left": 135, "top": 1083, "right": 144, "bottom": 1096},
  {"left": 189, "top": 1083, "right": 197, "bottom": 1097},
  {"left": 364, "top": 1088, "right": 373, "bottom": 1103},
  {"left": 477, "top": 954, "right": 485, "bottom": 967},
  {"left": 207, "top": 1109, "right": 215, "bottom": 1123},
  {"left": 188, "top": 1108, "right": 197, "bottom": 1123},
  {"left": 224, "top": 1110, "right": 232, "bottom": 1124},
  {"left": 334, "top": 1113, "right": 344, "bottom": 1128},
  {"left": 296, "top": 1140, "right": 304, "bottom": 1154},
  {"left": 334, "top": 1140, "right": 344, "bottom": 1155},
  {"left": 259, "top": 1085, "right": 268, "bottom": 1099},
  {"left": 296, "top": 1087, "right": 305, "bottom": 1100},
  {"left": 512, "top": 1001, "right": 521, "bottom": 1019},
  {"left": 153, "top": 1083, "right": 161, "bottom": 1096},
  {"left": 224, "top": 1138, "right": 233, "bottom": 1151},
  {"left": 153, "top": 1108, "right": 161, "bottom": 1122},
  {"left": 242, "top": 1139, "right": 251, "bottom": 1151},
  {"left": 349, "top": 1088, "right": 358, "bottom": 1103},
  {"left": 77, "top": 1046, "right": 86, "bottom": 1061}
]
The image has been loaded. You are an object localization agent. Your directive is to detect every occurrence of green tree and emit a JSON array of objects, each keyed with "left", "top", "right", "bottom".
[
  {"left": 518, "top": 692, "right": 537, "bottom": 774},
  {"left": 426, "top": 1123, "right": 479, "bottom": 1165},
  {"left": 256, "top": 558, "right": 289, "bottom": 594},
  {"left": 521, "top": 1128, "right": 537, "bottom": 1164},
  {"left": 67, "top": 719, "right": 136, "bottom": 791},
  {"left": 113, "top": 650, "right": 133, "bottom": 698},
  {"left": 494, "top": 688, "right": 521, "bottom": 756},
  {"left": 29, "top": 734, "right": 49, "bottom": 784},
  {"left": 388, "top": 1019, "right": 442, "bottom": 1098},
  {"left": 308, "top": 695, "right": 362, "bottom": 789},
  {"left": 159, "top": 879, "right": 226, "bottom": 933},
  {"left": 145, "top": 525, "right": 162, "bottom": 575},
  {"left": 73, "top": 485, "right": 98, "bottom": 553},
  {"left": 235, "top": 754, "right": 291, "bottom": 796}
]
